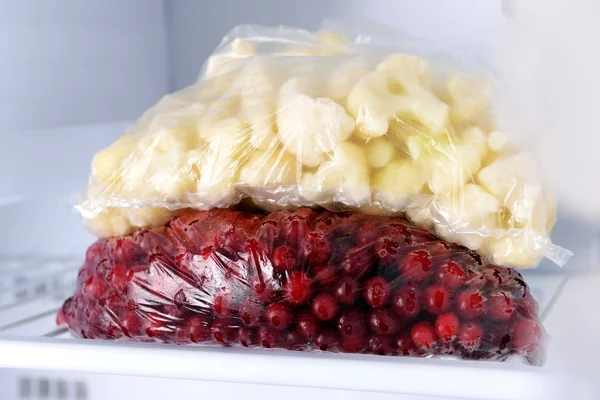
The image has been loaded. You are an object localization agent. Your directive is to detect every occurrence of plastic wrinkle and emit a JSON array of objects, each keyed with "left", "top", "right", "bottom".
[
  {"left": 59, "top": 208, "right": 547, "bottom": 365},
  {"left": 77, "top": 20, "right": 570, "bottom": 269}
]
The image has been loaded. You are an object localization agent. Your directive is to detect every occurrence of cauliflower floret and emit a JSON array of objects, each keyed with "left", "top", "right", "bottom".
[
  {"left": 277, "top": 78, "right": 355, "bottom": 167},
  {"left": 477, "top": 152, "right": 539, "bottom": 201},
  {"left": 326, "top": 59, "right": 370, "bottom": 103},
  {"left": 195, "top": 117, "right": 249, "bottom": 206},
  {"left": 301, "top": 141, "right": 370, "bottom": 205},
  {"left": 433, "top": 184, "right": 500, "bottom": 250},
  {"left": 486, "top": 230, "right": 544, "bottom": 268},
  {"left": 347, "top": 70, "right": 449, "bottom": 138},
  {"left": 407, "top": 134, "right": 485, "bottom": 194},
  {"left": 372, "top": 159, "right": 426, "bottom": 210},
  {"left": 446, "top": 74, "right": 493, "bottom": 123},
  {"left": 487, "top": 130, "right": 509, "bottom": 152},
  {"left": 376, "top": 53, "right": 432, "bottom": 95},
  {"left": 238, "top": 147, "right": 297, "bottom": 187},
  {"left": 365, "top": 137, "right": 396, "bottom": 168},
  {"left": 91, "top": 135, "right": 138, "bottom": 183},
  {"left": 236, "top": 59, "right": 280, "bottom": 150}
]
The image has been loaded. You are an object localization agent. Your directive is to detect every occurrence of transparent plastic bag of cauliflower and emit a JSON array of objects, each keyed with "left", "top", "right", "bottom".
[{"left": 77, "top": 19, "right": 572, "bottom": 269}]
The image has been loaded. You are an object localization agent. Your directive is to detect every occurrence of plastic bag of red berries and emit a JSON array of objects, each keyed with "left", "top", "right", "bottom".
[{"left": 58, "top": 208, "right": 546, "bottom": 365}]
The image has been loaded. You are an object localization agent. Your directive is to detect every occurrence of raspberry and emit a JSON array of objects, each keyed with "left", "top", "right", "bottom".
[{"left": 364, "top": 276, "right": 391, "bottom": 308}]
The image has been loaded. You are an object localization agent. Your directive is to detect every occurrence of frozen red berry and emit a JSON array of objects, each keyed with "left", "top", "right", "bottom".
[
  {"left": 513, "top": 319, "right": 541, "bottom": 353},
  {"left": 271, "top": 245, "right": 297, "bottom": 272},
  {"left": 239, "top": 300, "right": 262, "bottom": 327},
  {"left": 315, "top": 329, "right": 340, "bottom": 351},
  {"left": 456, "top": 289, "right": 485, "bottom": 319},
  {"left": 249, "top": 276, "right": 279, "bottom": 303},
  {"left": 369, "top": 335, "right": 395, "bottom": 355},
  {"left": 393, "top": 285, "right": 421, "bottom": 319},
  {"left": 266, "top": 303, "right": 294, "bottom": 330},
  {"left": 284, "top": 271, "right": 312, "bottom": 305},
  {"left": 435, "top": 313, "right": 460, "bottom": 342},
  {"left": 424, "top": 285, "right": 452, "bottom": 315},
  {"left": 437, "top": 262, "right": 466, "bottom": 289},
  {"left": 186, "top": 317, "right": 210, "bottom": 343},
  {"left": 337, "top": 311, "right": 367, "bottom": 338},
  {"left": 395, "top": 332, "right": 417, "bottom": 356},
  {"left": 237, "top": 327, "right": 254, "bottom": 347},
  {"left": 334, "top": 277, "right": 360, "bottom": 305},
  {"left": 283, "top": 331, "right": 305, "bottom": 350},
  {"left": 257, "top": 327, "right": 281, "bottom": 348},
  {"left": 211, "top": 320, "right": 233, "bottom": 344},
  {"left": 303, "top": 234, "right": 331, "bottom": 265},
  {"left": 311, "top": 264, "right": 336, "bottom": 284},
  {"left": 121, "top": 313, "right": 142, "bottom": 337},
  {"left": 457, "top": 321, "right": 483, "bottom": 349},
  {"left": 368, "top": 309, "right": 400, "bottom": 335},
  {"left": 398, "top": 250, "right": 434, "bottom": 283},
  {"left": 488, "top": 293, "right": 516, "bottom": 321},
  {"left": 213, "top": 292, "right": 232, "bottom": 316},
  {"left": 364, "top": 276, "right": 391, "bottom": 308},
  {"left": 296, "top": 310, "right": 319, "bottom": 339},
  {"left": 340, "top": 335, "right": 368, "bottom": 353},
  {"left": 411, "top": 321, "right": 436, "bottom": 349},
  {"left": 311, "top": 293, "right": 339, "bottom": 321}
]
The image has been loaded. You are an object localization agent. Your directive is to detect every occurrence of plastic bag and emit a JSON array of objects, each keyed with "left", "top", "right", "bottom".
[
  {"left": 77, "top": 20, "right": 570, "bottom": 269},
  {"left": 58, "top": 208, "right": 546, "bottom": 365}
]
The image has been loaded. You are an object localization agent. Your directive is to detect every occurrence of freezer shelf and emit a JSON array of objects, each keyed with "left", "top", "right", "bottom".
[{"left": 0, "top": 264, "right": 568, "bottom": 400}]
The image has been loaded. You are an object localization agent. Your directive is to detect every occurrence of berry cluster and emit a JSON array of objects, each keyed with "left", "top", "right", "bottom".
[{"left": 58, "top": 208, "right": 544, "bottom": 365}]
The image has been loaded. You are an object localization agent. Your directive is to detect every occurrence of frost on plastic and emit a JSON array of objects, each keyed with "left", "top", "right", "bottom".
[
  {"left": 58, "top": 208, "right": 547, "bottom": 366},
  {"left": 77, "top": 21, "right": 570, "bottom": 269}
]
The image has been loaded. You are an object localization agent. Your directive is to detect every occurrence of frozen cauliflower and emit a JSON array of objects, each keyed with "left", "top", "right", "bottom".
[
  {"left": 277, "top": 78, "right": 355, "bottom": 167},
  {"left": 301, "top": 141, "right": 370, "bottom": 205},
  {"left": 77, "top": 25, "right": 566, "bottom": 268}
]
